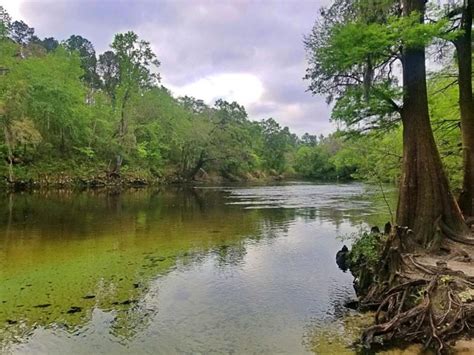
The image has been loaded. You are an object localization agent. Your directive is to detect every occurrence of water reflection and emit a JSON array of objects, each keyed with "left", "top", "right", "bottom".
[
  {"left": 0, "top": 183, "right": 394, "bottom": 354},
  {"left": 224, "top": 182, "right": 394, "bottom": 228}
]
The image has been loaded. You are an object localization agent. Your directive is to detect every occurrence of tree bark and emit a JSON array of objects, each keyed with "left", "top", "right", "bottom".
[
  {"left": 456, "top": 0, "right": 474, "bottom": 216},
  {"left": 396, "top": 0, "right": 467, "bottom": 246}
]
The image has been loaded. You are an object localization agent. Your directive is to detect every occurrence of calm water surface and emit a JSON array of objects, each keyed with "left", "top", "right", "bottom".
[{"left": 0, "top": 182, "right": 393, "bottom": 354}]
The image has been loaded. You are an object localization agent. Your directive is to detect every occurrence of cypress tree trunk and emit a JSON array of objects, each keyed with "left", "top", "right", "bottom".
[
  {"left": 396, "top": 0, "right": 467, "bottom": 245},
  {"left": 456, "top": 0, "right": 474, "bottom": 216}
]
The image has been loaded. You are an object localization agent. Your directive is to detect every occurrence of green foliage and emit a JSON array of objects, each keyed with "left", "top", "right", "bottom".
[
  {"left": 331, "top": 83, "right": 401, "bottom": 129},
  {"left": 258, "top": 118, "right": 297, "bottom": 173},
  {"left": 334, "top": 130, "right": 403, "bottom": 183},
  {"left": 0, "top": 4, "right": 465, "bottom": 190},
  {"left": 63, "top": 35, "right": 100, "bottom": 87},
  {"left": 74, "top": 146, "right": 95, "bottom": 159},
  {"left": 349, "top": 231, "right": 383, "bottom": 268},
  {"left": 111, "top": 31, "right": 160, "bottom": 89},
  {"left": 305, "top": 1, "right": 454, "bottom": 133},
  {"left": 3, "top": 47, "right": 89, "bottom": 155},
  {"left": 0, "top": 6, "right": 11, "bottom": 39},
  {"left": 428, "top": 72, "right": 463, "bottom": 191},
  {"left": 320, "top": 21, "right": 391, "bottom": 72},
  {"left": 294, "top": 133, "right": 357, "bottom": 180},
  {"left": 0, "top": 14, "right": 306, "bottom": 183}
]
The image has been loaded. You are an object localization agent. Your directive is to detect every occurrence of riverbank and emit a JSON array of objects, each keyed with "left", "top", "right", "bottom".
[
  {"left": 0, "top": 162, "right": 294, "bottom": 191},
  {"left": 0, "top": 160, "right": 358, "bottom": 192}
]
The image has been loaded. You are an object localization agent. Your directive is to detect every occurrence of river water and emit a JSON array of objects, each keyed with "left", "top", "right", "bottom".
[{"left": 0, "top": 182, "right": 393, "bottom": 354}]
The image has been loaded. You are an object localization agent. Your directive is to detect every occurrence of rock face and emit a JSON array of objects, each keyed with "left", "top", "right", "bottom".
[{"left": 336, "top": 245, "right": 349, "bottom": 272}]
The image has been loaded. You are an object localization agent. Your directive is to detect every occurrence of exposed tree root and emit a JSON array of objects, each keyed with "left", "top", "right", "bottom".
[
  {"left": 360, "top": 273, "right": 474, "bottom": 353},
  {"left": 440, "top": 221, "right": 474, "bottom": 246},
  {"left": 350, "top": 225, "right": 474, "bottom": 354}
]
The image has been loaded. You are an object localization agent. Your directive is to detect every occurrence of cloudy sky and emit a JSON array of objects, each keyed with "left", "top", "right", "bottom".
[{"left": 2, "top": 0, "right": 334, "bottom": 135}]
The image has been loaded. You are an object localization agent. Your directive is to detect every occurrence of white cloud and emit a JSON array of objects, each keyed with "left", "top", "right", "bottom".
[
  {"left": 1, "top": 0, "right": 27, "bottom": 21},
  {"left": 165, "top": 73, "right": 264, "bottom": 107}
]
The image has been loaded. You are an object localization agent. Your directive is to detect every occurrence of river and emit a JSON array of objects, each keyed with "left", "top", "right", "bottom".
[{"left": 0, "top": 182, "right": 394, "bottom": 354}]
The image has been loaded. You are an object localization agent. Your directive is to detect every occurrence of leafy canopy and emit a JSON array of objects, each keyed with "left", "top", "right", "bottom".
[{"left": 305, "top": 1, "right": 455, "bottom": 131}]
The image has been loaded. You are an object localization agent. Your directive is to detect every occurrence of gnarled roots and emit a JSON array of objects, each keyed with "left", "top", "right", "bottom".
[{"left": 356, "top": 226, "right": 474, "bottom": 354}]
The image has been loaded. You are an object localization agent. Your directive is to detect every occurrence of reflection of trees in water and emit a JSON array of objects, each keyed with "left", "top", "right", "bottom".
[
  {"left": 297, "top": 207, "right": 352, "bottom": 230},
  {"left": 295, "top": 190, "right": 395, "bottom": 229},
  {"left": 0, "top": 187, "right": 234, "bottom": 237},
  {"left": 0, "top": 188, "right": 300, "bottom": 350},
  {"left": 212, "top": 208, "right": 298, "bottom": 267},
  {"left": 213, "top": 242, "right": 248, "bottom": 267},
  {"left": 255, "top": 208, "right": 296, "bottom": 236},
  {"left": 110, "top": 303, "right": 154, "bottom": 341}
]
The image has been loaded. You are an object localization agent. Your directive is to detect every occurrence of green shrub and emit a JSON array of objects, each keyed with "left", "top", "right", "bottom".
[{"left": 349, "top": 231, "right": 384, "bottom": 268}]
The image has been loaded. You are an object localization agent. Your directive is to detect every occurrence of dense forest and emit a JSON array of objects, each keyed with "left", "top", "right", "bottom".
[{"left": 0, "top": 6, "right": 366, "bottom": 188}]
